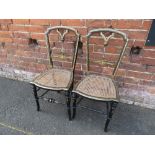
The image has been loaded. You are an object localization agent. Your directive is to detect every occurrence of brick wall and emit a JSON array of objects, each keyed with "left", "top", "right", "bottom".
[{"left": 0, "top": 19, "right": 155, "bottom": 109}]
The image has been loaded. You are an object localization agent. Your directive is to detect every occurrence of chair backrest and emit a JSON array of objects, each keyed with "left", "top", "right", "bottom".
[
  {"left": 86, "top": 28, "right": 128, "bottom": 77},
  {"left": 45, "top": 26, "right": 80, "bottom": 71}
]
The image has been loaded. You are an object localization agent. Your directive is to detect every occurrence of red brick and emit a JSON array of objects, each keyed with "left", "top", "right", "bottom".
[
  {"left": 123, "top": 83, "right": 139, "bottom": 90},
  {"left": 86, "top": 19, "right": 105, "bottom": 28},
  {"left": 82, "top": 44, "right": 93, "bottom": 53},
  {"left": 134, "top": 40, "right": 145, "bottom": 47},
  {"left": 49, "top": 19, "right": 60, "bottom": 26},
  {"left": 89, "top": 65, "right": 102, "bottom": 73},
  {"left": 17, "top": 44, "right": 31, "bottom": 51},
  {"left": 129, "top": 55, "right": 143, "bottom": 63},
  {"left": 32, "top": 52, "right": 47, "bottom": 59},
  {"left": 141, "top": 57, "right": 155, "bottom": 66},
  {"left": 37, "top": 59, "right": 49, "bottom": 65},
  {"left": 39, "top": 47, "right": 47, "bottom": 53},
  {"left": 19, "top": 57, "right": 37, "bottom": 63},
  {"left": 89, "top": 37, "right": 106, "bottom": 45},
  {"left": 13, "top": 19, "right": 30, "bottom": 25},
  {"left": 109, "top": 38, "right": 125, "bottom": 47},
  {"left": 61, "top": 19, "right": 85, "bottom": 27},
  {"left": 104, "top": 53, "right": 119, "bottom": 62},
  {"left": 126, "top": 40, "right": 135, "bottom": 48},
  {"left": 127, "top": 70, "right": 151, "bottom": 80},
  {"left": 147, "top": 66, "right": 155, "bottom": 73},
  {"left": 48, "top": 34, "right": 59, "bottom": 42},
  {"left": 9, "top": 25, "right": 27, "bottom": 32},
  {"left": 62, "top": 62, "right": 72, "bottom": 68},
  {"left": 37, "top": 40, "right": 46, "bottom": 47},
  {"left": 144, "top": 46, "right": 155, "bottom": 50},
  {"left": 143, "top": 50, "right": 155, "bottom": 58},
  {"left": 30, "top": 33, "right": 45, "bottom": 40},
  {"left": 54, "top": 42, "right": 74, "bottom": 50},
  {"left": 9, "top": 25, "right": 45, "bottom": 33},
  {"left": 30, "top": 19, "right": 50, "bottom": 25},
  {"left": 111, "top": 20, "right": 143, "bottom": 29},
  {"left": 142, "top": 20, "right": 152, "bottom": 30},
  {"left": 0, "top": 19, "right": 12, "bottom": 24},
  {"left": 53, "top": 61, "right": 62, "bottom": 67},
  {"left": 0, "top": 31, "right": 13, "bottom": 38},
  {"left": 120, "top": 62, "right": 146, "bottom": 72},
  {"left": 0, "top": 24, "right": 9, "bottom": 31},
  {"left": 105, "top": 46, "right": 122, "bottom": 54},
  {"left": 116, "top": 69, "right": 126, "bottom": 77},
  {"left": 15, "top": 50, "right": 25, "bottom": 56},
  {"left": 27, "top": 25, "right": 46, "bottom": 33},
  {"left": 30, "top": 63, "right": 47, "bottom": 72},
  {"left": 123, "top": 77, "right": 140, "bottom": 84},
  {"left": 13, "top": 32, "right": 30, "bottom": 39},
  {"left": 0, "top": 37, "right": 13, "bottom": 43},
  {"left": 91, "top": 52, "right": 104, "bottom": 60},
  {"left": 13, "top": 38, "right": 29, "bottom": 45},
  {"left": 76, "top": 28, "right": 87, "bottom": 35},
  {"left": 89, "top": 59, "right": 103, "bottom": 67},
  {"left": 102, "top": 67, "right": 113, "bottom": 75},
  {"left": 4, "top": 43, "right": 18, "bottom": 50},
  {"left": 151, "top": 75, "right": 155, "bottom": 81},
  {"left": 75, "top": 63, "right": 81, "bottom": 70},
  {"left": 94, "top": 45, "right": 104, "bottom": 53},
  {"left": 128, "top": 31, "right": 148, "bottom": 40},
  {"left": 139, "top": 79, "right": 155, "bottom": 86}
]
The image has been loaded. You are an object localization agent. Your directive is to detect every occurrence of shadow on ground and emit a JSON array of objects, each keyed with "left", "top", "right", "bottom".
[{"left": 0, "top": 77, "right": 155, "bottom": 135}]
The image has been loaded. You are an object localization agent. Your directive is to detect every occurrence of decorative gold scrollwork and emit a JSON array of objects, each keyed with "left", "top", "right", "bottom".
[
  {"left": 100, "top": 32, "right": 114, "bottom": 46},
  {"left": 56, "top": 29, "right": 69, "bottom": 59},
  {"left": 57, "top": 29, "right": 69, "bottom": 41}
]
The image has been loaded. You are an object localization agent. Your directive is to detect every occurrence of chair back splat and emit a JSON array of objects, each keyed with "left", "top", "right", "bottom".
[
  {"left": 45, "top": 26, "right": 80, "bottom": 72},
  {"left": 86, "top": 28, "right": 128, "bottom": 77}
]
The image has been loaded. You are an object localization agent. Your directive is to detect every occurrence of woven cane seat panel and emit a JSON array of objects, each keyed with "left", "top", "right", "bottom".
[
  {"left": 32, "top": 69, "right": 73, "bottom": 90},
  {"left": 74, "top": 75, "right": 117, "bottom": 100}
]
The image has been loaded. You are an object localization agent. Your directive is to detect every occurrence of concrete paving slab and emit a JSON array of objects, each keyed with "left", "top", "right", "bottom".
[{"left": 0, "top": 77, "right": 155, "bottom": 135}]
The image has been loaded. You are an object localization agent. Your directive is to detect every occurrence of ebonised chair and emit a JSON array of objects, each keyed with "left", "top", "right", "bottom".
[
  {"left": 72, "top": 28, "right": 128, "bottom": 131},
  {"left": 31, "top": 26, "right": 80, "bottom": 120}
]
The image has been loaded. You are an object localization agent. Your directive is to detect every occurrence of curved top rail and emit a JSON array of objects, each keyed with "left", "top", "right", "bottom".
[
  {"left": 45, "top": 26, "right": 80, "bottom": 36},
  {"left": 87, "top": 28, "right": 128, "bottom": 41}
]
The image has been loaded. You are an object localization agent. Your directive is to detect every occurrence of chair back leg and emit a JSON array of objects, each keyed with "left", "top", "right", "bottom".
[
  {"left": 104, "top": 101, "right": 118, "bottom": 132},
  {"left": 32, "top": 84, "right": 40, "bottom": 111},
  {"left": 72, "top": 93, "right": 78, "bottom": 119},
  {"left": 66, "top": 91, "right": 72, "bottom": 120}
]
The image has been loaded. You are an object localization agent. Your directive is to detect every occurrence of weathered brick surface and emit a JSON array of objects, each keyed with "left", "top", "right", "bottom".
[{"left": 0, "top": 19, "right": 155, "bottom": 109}]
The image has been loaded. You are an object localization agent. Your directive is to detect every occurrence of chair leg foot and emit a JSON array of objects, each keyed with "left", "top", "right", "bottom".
[
  {"left": 104, "top": 118, "right": 110, "bottom": 132},
  {"left": 72, "top": 93, "right": 77, "bottom": 120},
  {"left": 104, "top": 102, "right": 111, "bottom": 132},
  {"left": 32, "top": 84, "right": 40, "bottom": 111},
  {"left": 66, "top": 92, "right": 72, "bottom": 121},
  {"left": 104, "top": 101, "right": 118, "bottom": 132}
]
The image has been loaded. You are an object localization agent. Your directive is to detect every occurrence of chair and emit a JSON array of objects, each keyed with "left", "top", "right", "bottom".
[
  {"left": 31, "top": 26, "right": 80, "bottom": 120},
  {"left": 72, "top": 28, "right": 128, "bottom": 131}
]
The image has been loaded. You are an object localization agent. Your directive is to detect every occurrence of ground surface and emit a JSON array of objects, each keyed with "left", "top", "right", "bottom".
[{"left": 0, "top": 77, "right": 155, "bottom": 135}]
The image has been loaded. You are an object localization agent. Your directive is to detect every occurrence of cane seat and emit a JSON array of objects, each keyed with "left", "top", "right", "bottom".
[
  {"left": 31, "top": 68, "right": 73, "bottom": 91},
  {"left": 73, "top": 74, "right": 118, "bottom": 101}
]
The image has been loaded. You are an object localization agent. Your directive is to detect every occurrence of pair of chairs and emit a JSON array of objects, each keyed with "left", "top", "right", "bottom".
[{"left": 31, "top": 26, "right": 128, "bottom": 132}]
